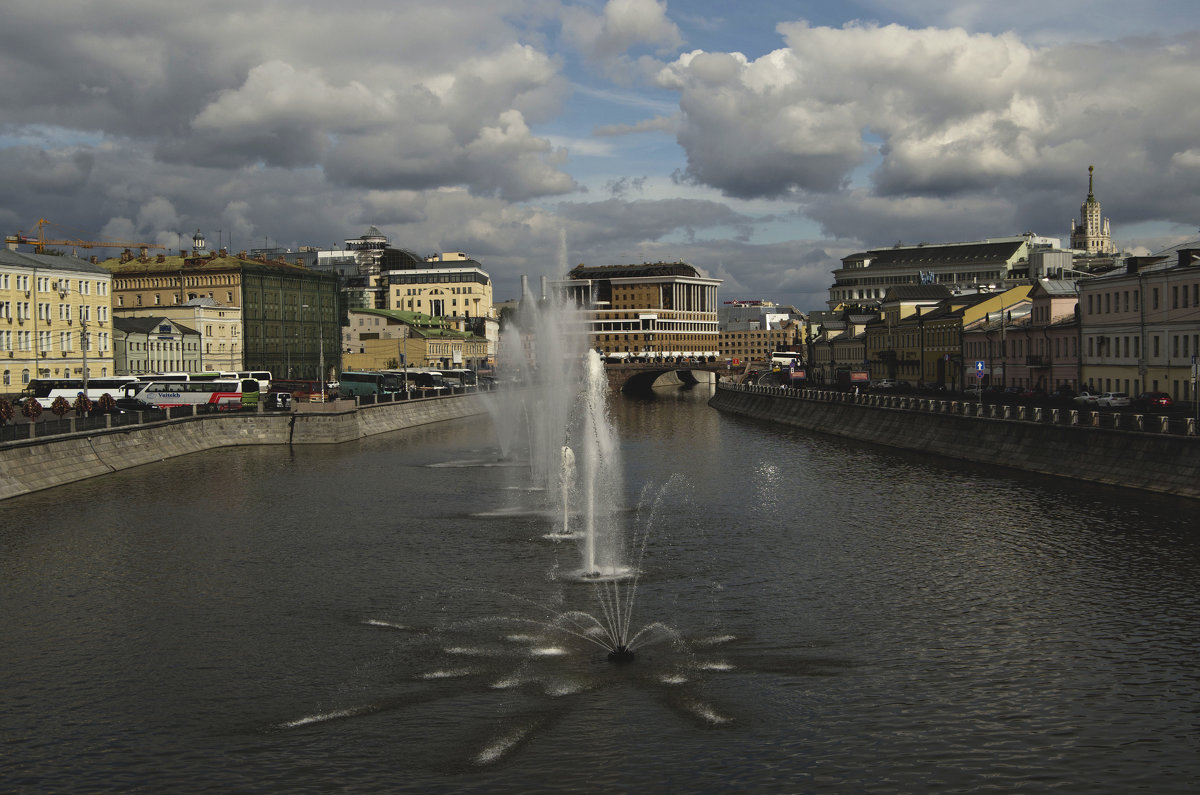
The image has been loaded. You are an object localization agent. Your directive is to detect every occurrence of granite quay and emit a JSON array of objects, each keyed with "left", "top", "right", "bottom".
[
  {"left": 0, "top": 392, "right": 493, "bottom": 501},
  {"left": 710, "top": 381, "right": 1200, "bottom": 500}
]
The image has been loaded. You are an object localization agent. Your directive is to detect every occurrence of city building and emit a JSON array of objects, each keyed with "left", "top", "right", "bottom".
[
  {"left": 808, "top": 306, "right": 879, "bottom": 384},
  {"left": 828, "top": 233, "right": 1059, "bottom": 310},
  {"left": 115, "top": 298, "right": 243, "bottom": 373},
  {"left": 113, "top": 316, "right": 202, "bottom": 375},
  {"left": 555, "top": 262, "right": 722, "bottom": 358},
  {"left": 0, "top": 248, "right": 115, "bottom": 393},
  {"left": 717, "top": 300, "right": 806, "bottom": 365},
  {"left": 342, "top": 308, "right": 488, "bottom": 371},
  {"left": 960, "top": 288, "right": 1036, "bottom": 389},
  {"left": 1077, "top": 243, "right": 1200, "bottom": 400},
  {"left": 97, "top": 232, "right": 340, "bottom": 381},
  {"left": 997, "top": 280, "right": 1081, "bottom": 393},
  {"left": 383, "top": 250, "right": 495, "bottom": 320},
  {"left": 864, "top": 285, "right": 952, "bottom": 383},
  {"left": 1070, "top": 165, "right": 1119, "bottom": 255}
]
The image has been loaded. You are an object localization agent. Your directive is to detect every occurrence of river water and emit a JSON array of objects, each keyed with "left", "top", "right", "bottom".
[{"left": 2, "top": 385, "right": 1198, "bottom": 793}]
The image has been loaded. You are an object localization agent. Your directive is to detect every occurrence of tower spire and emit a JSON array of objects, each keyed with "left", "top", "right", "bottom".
[{"left": 1087, "top": 164, "right": 1095, "bottom": 200}]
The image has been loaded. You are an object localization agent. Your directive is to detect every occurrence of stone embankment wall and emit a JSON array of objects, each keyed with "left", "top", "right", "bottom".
[
  {"left": 710, "top": 383, "right": 1200, "bottom": 500},
  {"left": 0, "top": 394, "right": 492, "bottom": 501}
]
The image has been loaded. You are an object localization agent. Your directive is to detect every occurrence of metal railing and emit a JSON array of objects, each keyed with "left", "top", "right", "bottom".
[
  {"left": 717, "top": 381, "right": 1198, "bottom": 437},
  {"left": 0, "top": 385, "right": 497, "bottom": 446}
]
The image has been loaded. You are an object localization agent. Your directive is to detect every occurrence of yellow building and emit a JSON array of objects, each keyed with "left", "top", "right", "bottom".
[
  {"left": 1078, "top": 245, "right": 1200, "bottom": 400},
  {"left": 719, "top": 326, "right": 799, "bottom": 365},
  {"left": 555, "top": 262, "right": 722, "bottom": 358},
  {"left": 0, "top": 248, "right": 115, "bottom": 393},
  {"left": 342, "top": 308, "right": 488, "bottom": 371},
  {"left": 383, "top": 251, "right": 496, "bottom": 320},
  {"left": 115, "top": 300, "right": 243, "bottom": 373}
]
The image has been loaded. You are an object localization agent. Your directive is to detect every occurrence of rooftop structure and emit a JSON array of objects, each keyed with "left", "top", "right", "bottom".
[
  {"left": 1070, "top": 165, "right": 1118, "bottom": 255},
  {"left": 828, "top": 233, "right": 1058, "bottom": 310}
]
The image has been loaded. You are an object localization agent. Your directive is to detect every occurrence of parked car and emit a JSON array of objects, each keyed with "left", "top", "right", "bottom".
[
  {"left": 114, "top": 396, "right": 159, "bottom": 413},
  {"left": 870, "top": 378, "right": 897, "bottom": 390},
  {"left": 1097, "top": 391, "right": 1131, "bottom": 408},
  {"left": 1132, "top": 391, "right": 1173, "bottom": 411},
  {"left": 963, "top": 385, "right": 985, "bottom": 398},
  {"left": 263, "top": 391, "right": 292, "bottom": 410},
  {"left": 1073, "top": 391, "right": 1103, "bottom": 407}
]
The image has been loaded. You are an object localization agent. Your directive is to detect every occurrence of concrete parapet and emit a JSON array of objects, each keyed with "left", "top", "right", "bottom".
[
  {"left": 710, "top": 384, "right": 1200, "bottom": 500},
  {"left": 0, "top": 393, "right": 492, "bottom": 500}
]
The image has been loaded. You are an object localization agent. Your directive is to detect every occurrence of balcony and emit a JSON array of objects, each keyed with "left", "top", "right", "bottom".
[{"left": 1026, "top": 355, "right": 1050, "bottom": 368}]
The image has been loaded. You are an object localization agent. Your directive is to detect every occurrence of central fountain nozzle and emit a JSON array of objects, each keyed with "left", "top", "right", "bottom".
[{"left": 607, "top": 646, "right": 635, "bottom": 664}]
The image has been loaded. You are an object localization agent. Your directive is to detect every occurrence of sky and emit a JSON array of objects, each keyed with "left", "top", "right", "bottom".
[{"left": 2, "top": 1, "right": 1199, "bottom": 311}]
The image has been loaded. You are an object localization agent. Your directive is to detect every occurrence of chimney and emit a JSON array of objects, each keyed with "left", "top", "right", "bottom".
[
  {"left": 1126, "top": 255, "right": 1169, "bottom": 274},
  {"left": 1178, "top": 249, "right": 1200, "bottom": 268}
]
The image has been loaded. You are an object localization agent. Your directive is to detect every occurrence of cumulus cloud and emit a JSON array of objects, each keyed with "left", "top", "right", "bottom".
[
  {"left": 562, "top": 0, "right": 683, "bottom": 81},
  {"left": 563, "top": 0, "right": 683, "bottom": 60},
  {"left": 651, "top": 21, "right": 1200, "bottom": 243},
  {"left": 0, "top": 146, "right": 94, "bottom": 195},
  {"left": 2, "top": 4, "right": 1199, "bottom": 313}
]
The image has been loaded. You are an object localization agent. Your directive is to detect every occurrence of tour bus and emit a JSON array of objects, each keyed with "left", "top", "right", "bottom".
[
  {"left": 338, "top": 370, "right": 406, "bottom": 398},
  {"left": 441, "top": 368, "right": 478, "bottom": 390},
  {"left": 121, "top": 378, "right": 260, "bottom": 410},
  {"left": 237, "top": 370, "right": 273, "bottom": 393},
  {"left": 23, "top": 376, "right": 143, "bottom": 407},
  {"left": 769, "top": 351, "right": 804, "bottom": 367},
  {"left": 393, "top": 368, "right": 447, "bottom": 396}
]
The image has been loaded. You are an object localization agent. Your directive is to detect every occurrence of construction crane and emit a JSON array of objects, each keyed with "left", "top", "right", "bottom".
[{"left": 4, "top": 218, "right": 169, "bottom": 257}]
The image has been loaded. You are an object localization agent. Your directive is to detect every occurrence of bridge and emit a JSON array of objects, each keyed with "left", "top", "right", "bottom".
[{"left": 604, "top": 359, "right": 732, "bottom": 393}]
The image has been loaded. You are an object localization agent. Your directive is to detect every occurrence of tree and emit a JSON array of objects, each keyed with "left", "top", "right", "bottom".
[{"left": 21, "top": 398, "right": 42, "bottom": 421}]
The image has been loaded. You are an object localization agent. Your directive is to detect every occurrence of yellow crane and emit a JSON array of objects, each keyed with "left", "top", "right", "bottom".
[{"left": 5, "top": 218, "right": 168, "bottom": 257}]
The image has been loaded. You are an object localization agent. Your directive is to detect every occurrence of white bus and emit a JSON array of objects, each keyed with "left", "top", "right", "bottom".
[
  {"left": 29, "top": 376, "right": 143, "bottom": 408},
  {"left": 237, "top": 370, "right": 272, "bottom": 392},
  {"left": 122, "top": 378, "right": 260, "bottom": 410},
  {"left": 769, "top": 351, "right": 804, "bottom": 367},
  {"left": 384, "top": 368, "right": 448, "bottom": 396}
]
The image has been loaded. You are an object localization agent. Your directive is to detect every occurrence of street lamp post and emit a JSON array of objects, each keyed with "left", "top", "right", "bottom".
[{"left": 80, "top": 317, "right": 89, "bottom": 392}]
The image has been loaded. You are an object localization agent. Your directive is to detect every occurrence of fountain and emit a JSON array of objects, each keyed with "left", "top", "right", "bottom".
[
  {"left": 277, "top": 270, "right": 734, "bottom": 764},
  {"left": 493, "top": 280, "right": 627, "bottom": 580}
]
